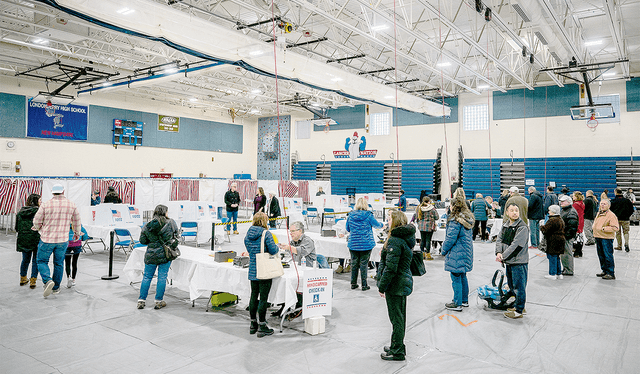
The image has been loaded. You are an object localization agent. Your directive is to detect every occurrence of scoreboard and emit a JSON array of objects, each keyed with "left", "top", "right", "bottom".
[{"left": 113, "top": 119, "right": 143, "bottom": 147}]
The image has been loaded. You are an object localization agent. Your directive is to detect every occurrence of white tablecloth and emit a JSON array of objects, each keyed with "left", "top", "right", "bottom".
[
  {"left": 123, "top": 246, "right": 299, "bottom": 310},
  {"left": 85, "top": 224, "right": 142, "bottom": 245},
  {"left": 272, "top": 229, "right": 383, "bottom": 262}
]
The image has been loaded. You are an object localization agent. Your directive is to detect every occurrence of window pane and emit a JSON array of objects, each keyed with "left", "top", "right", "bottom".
[
  {"left": 370, "top": 112, "right": 390, "bottom": 136},
  {"left": 463, "top": 104, "right": 488, "bottom": 131}
]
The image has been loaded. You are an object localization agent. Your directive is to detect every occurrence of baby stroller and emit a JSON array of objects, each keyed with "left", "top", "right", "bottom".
[{"left": 477, "top": 269, "right": 516, "bottom": 310}]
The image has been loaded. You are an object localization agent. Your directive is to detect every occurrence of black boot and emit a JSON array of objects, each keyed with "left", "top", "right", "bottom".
[
  {"left": 250, "top": 320, "right": 258, "bottom": 334},
  {"left": 257, "top": 323, "right": 274, "bottom": 338}
]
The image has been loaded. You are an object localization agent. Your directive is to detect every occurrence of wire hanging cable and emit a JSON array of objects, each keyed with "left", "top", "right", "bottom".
[
  {"left": 393, "top": 0, "right": 401, "bottom": 196},
  {"left": 438, "top": 0, "right": 452, "bottom": 196},
  {"left": 487, "top": 31, "right": 493, "bottom": 198}
]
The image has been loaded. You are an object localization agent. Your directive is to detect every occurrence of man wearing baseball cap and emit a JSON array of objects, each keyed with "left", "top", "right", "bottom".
[{"left": 32, "top": 184, "right": 81, "bottom": 297}]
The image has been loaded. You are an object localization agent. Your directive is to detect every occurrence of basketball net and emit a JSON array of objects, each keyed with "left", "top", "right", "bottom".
[{"left": 586, "top": 113, "right": 598, "bottom": 132}]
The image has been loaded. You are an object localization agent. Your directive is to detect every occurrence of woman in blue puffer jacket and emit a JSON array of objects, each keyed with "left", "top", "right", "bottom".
[
  {"left": 346, "top": 198, "right": 385, "bottom": 291},
  {"left": 441, "top": 197, "right": 475, "bottom": 312},
  {"left": 244, "top": 212, "right": 279, "bottom": 338}
]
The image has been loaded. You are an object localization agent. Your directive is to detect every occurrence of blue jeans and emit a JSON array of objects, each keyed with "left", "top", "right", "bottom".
[
  {"left": 349, "top": 249, "right": 372, "bottom": 287},
  {"left": 139, "top": 261, "right": 172, "bottom": 301},
  {"left": 529, "top": 220, "right": 540, "bottom": 247},
  {"left": 226, "top": 210, "right": 238, "bottom": 231},
  {"left": 450, "top": 272, "right": 469, "bottom": 306},
  {"left": 506, "top": 264, "right": 528, "bottom": 313},
  {"left": 20, "top": 250, "right": 39, "bottom": 278},
  {"left": 596, "top": 238, "right": 615, "bottom": 276},
  {"left": 547, "top": 254, "right": 561, "bottom": 276},
  {"left": 37, "top": 241, "right": 68, "bottom": 290}
]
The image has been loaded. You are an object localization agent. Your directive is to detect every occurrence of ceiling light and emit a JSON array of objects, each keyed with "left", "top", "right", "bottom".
[
  {"left": 33, "top": 38, "right": 49, "bottom": 45},
  {"left": 371, "top": 25, "right": 388, "bottom": 31},
  {"left": 331, "top": 77, "right": 343, "bottom": 82},
  {"left": 249, "top": 50, "right": 264, "bottom": 56},
  {"left": 117, "top": 7, "right": 135, "bottom": 15},
  {"left": 189, "top": 98, "right": 198, "bottom": 102},
  {"left": 311, "top": 102, "right": 320, "bottom": 107},
  {"left": 603, "top": 72, "right": 616, "bottom": 77},
  {"left": 164, "top": 67, "right": 178, "bottom": 74},
  {"left": 584, "top": 40, "right": 602, "bottom": 46},
  {"left": 478, "top": 85, "right": 490, "bottom": 89},
  {"left": 437, "top": 62, "right": 451, "bottom": 67},
  {"left": 251, "top": 89, "right": 261, "bottom": 94},
  {"left": 102, "top": 81, "right": 113, "bottom": 87},
  {"left": 384, "top": 95, "right": 394, "bottom": 99}
]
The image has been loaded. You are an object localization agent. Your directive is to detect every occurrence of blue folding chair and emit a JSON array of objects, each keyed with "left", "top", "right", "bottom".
[
  {"left": 114, "top": 228, "right": 141, "bottom": 257},
  {"left": 306, "top": 207, "right": 319, "bottom": 224},
  {"left": 323, "top": 207, "right": 335, "bottom": 224},
  {"left": 180, "top": 221, "right": 198, "bottom": 246}
]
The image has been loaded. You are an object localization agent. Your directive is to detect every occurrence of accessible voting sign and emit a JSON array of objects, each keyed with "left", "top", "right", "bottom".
[
  {"left": 27, "top": 100, "right": 88, "bottom": 141},
  {"left": 302, "top": 269, "right": 333, "bottom": 319}
]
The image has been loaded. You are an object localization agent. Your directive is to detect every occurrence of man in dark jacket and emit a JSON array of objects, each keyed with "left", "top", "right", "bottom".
[
  {"left": 543, "top": 186, "right": 559, "bottom": 219},
  {"left": 559, "top": 195, "right": 579, "bottom": 276},
  {"left": 583, "top": 190, "right": 598, "bottom": 246},
  {"left": 610, "top": 188, "right": 634, "bottom": 252},
  {"left": 266, "top": 191, "right": 281, "bottom": 228},
  {"left": 224, "top": 183, "right": 241, "bottom": 234},
  {"left": 527, "top": 187, "right": 544, "bottom": 249},
  {"left": 103, "top": 186, "right": 122, "bottom": 204}
]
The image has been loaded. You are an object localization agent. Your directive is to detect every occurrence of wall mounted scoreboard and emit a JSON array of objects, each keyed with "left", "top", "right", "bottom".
[{"left": 113, "top": 119, "right": 143, "bottom": 148}]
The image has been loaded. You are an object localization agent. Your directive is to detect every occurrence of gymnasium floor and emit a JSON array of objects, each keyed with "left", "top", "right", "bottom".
[{"left": 1, "top": 221, "right": 639, "bottom": 374}]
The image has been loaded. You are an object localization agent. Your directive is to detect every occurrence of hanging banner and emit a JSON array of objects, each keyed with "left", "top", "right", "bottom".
[
  {"left": 302, "top": 269, "right": 333, "bottom": 319},
  {"left": 27, "top": 100, "right": 88, "bottom": 141},
  {"left": 158, "top": 115, "right": 180, "bottom": 132}
]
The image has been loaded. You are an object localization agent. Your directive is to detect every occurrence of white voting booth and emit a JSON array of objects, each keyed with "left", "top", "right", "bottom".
[{"left": 284, "top": 198, "right": 304, "bottom": 224}]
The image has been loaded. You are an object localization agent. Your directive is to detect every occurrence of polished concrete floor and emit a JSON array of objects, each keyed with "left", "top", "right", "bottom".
[{"left": 2, "top": 221, "right": 640, "bottom": 374}]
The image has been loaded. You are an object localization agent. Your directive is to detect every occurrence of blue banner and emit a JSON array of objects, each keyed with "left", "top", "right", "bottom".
[{"left": 27, "top": 100, "right": 88, "bottom": 141}]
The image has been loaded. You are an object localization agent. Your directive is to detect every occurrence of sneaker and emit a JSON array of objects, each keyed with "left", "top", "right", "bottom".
[
  {"left": 445, "top": 302, "right": 462, "bottom": 312},
  {"left": 615, "top": 247, "right": 622, "bottom": 251},
  {"left": 602, "top": 274, "right": 616, "bottom": 280},
  {"left": 344, "top": 265, "right": 351, "bottom": 273},
  {"left": 504, "top": 310, "right": 523, "bottom": 319},
  {"left": 335, "top": 265, "right": 344, "bottom": 274},
  {"left": 52, "top": 288, "right": 61, "bottom": 295},
  {"left": 425, "top": 253, "right": 434, "bottom": 261},
  {"left": 625, "top": 246, "right": 630, "bottom": 252},
  {"left": 557, "top": 275, "right": 563, "bottom": 280},
  {"left": 43, "top": 280, "right": 55, "bottom": 297},
  {"left": 507, "top": 307, "right": 527, "bottom": 315},
  {"left": 233, "top": 231, "right": 239, "bottom": 235},
  {"left": 154, "top": 300, "right": 167, "bottom": 309},
  {"left": 362, "top": 285, "right": 370, "bottom": 291},
  {"left": 67, "top": 277, "right": 73, "bottom": 288},
  {"left": 137, "top": 301, "right": 145, "bottom": 309},
  {"left": 544, "top": 275, "right": 557, "bottom": 280},
  {"left": 461, "top": 302, "right": 469, "bottom": 307},
  {"left": 596, "top": 272, "right": 605, "bottom": 277}
]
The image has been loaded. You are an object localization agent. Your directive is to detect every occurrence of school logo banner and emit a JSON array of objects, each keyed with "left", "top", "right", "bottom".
[{"left": 27, "top": 100, "right": 88, "bottom": 141}]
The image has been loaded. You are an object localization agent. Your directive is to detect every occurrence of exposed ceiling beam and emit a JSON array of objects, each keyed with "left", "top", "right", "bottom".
[{"left": 602, "top": 0, "right": 629, "bottom": 77}]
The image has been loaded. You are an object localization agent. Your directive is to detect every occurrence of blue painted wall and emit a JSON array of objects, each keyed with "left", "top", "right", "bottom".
[
  {"left": 493, "top": 84, "right": 579, "bottom": 120},
  {"left": 627, "top": 77, "right": 640, "bottom": 112},
  {"left": 0, "top": 93, "right": 26, "bottom": 138}
]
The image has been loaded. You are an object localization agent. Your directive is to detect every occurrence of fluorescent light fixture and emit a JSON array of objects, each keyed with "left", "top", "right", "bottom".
[
  {"left": 371, "top": 24, "right": 388, "bottom": 31},
  {"left": 478, "top": 85, "right": 490, "bottom": 89},
  {"left": 437, "top": 62, "right": 451, "bottom": 67},
  {"left": 384, "top": 95, "right": 394, "bottom": 99},
  {"left": 117, "top": 7, "right": 135, "bottom": 15},
  {"left": 311, "top": 102, "right": 320, "bottom": 107},
  {"left": 584, "top": 40, "right": 602, "bottom": 46},
  {"left": 251, "top": 89, "right": 261, "bottom": 94},
  {"left": 33, "top": 38, "right": 48, "bottom": 45},
  {"left": 189, "top": 98, "right": 198, "bottom": 102},
  {"left": 603, "top": 72, "right": 616, "bottom": 77},
  {"left": 249, "top": 50, "right": 264, "bottom": 56},
  {"left": 331, "top": 77, "right": 343, "bottom": 82},
  {"left": 102, "top": 81, "right": 113, "bottom": 87},
  {"left": 164, "top": 67, "right": 179, "bottom": 74}
]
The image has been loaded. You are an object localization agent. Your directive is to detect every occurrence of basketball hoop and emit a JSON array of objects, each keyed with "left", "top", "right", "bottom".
[{"left": 586, "top": 113, "right": 598, "bottom": 132}]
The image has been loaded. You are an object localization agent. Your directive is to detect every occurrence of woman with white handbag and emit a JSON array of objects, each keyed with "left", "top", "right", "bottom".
[{"left": 244, "top": 212, "right": 282, "bottom": 337}]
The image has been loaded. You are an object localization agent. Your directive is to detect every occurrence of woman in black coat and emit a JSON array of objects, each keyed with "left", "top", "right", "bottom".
[
  {"left": 540, "top": 205, "right": 565, "bottom": 280},
  {"left": 137, "top": 204, "right": 179, "bottom": 310},
  {"left": 267, "top": 191, "right": 281, "bottom": 228},
  {"left": 15, "top": 194, "right": 41, "bottom": 288},
  {"left": 377, "top": 209, "right": 415, "bottom": 361}
]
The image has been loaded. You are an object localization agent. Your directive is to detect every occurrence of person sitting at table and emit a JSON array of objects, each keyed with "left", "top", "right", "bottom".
[
  {"left": 91, "top": 190, "right": 101, "bottom": 206},
  {"left": 244, "top": 212, "right": 279, "bottom": 337},
  {"left": 316, "top": 187, "right": 325, "bottom": 196},
  {"left": 137, "top": 204, "right": 179, "bottom": 310},
  {"left": 278, "top": 221, "right": 316, "bottom": 267},
  {"left": 346, "top": 198, "right": 385, "bottom": 291}
]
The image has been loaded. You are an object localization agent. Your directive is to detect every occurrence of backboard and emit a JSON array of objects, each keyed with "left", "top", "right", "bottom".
[{"left": 569, "top": 104, "right": 615, "bottom": 121}]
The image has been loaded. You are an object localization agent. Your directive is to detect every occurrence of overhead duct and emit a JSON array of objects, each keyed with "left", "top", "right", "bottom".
[
  {"left": 35, "top": 0, "right": 450, "bottom": 117},
  {"left": 512, "top": 1, "right": 571, "bottom": 66}
]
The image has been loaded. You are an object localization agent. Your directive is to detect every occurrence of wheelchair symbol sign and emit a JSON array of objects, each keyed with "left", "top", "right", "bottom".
[{"left": 313, "top": 294, "right": 319, "bottom": 303}]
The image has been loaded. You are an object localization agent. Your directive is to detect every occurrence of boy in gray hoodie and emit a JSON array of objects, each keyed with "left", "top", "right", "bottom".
[{"left": 495, "top": 203, "right": 530, "bottom": 319}]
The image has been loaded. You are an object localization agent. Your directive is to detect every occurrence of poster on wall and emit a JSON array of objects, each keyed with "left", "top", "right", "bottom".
[
  {"left": 333, "top": 131, "right": 377, "bottom": 160},
  {"left": 27, "top": 100, "right": 88, "bottom": 141},
  {"left": 158, "top": 115, "right": 180, "bottom": 132}
]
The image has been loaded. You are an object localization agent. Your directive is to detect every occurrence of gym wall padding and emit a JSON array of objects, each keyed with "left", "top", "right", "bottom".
[
  {"left": 627, "top": 77, "right": 640, "bottom": 112},
  {"left": 0, "top": 93, "right": 26, "bottom": 138},
  {"left": 394, "top": 97, "right": 459, "bottom": 126},
  {"left": 493, "top": 84, "right": 579, "bottom": 120},
  {"left": 463, "top": 156, "right": 625, "bottom": 199},
  {"left": 313, "top": 105, "right": 366, "bottom": 132},
  {"left": 292, "top": 159, "right": 435, "bottom": 199}
]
